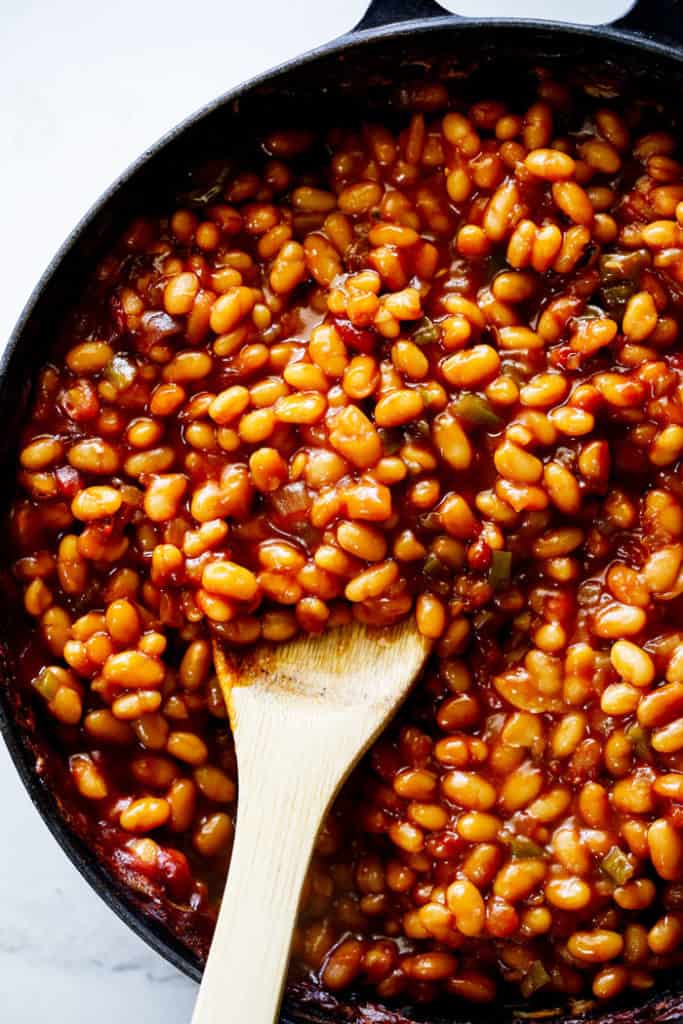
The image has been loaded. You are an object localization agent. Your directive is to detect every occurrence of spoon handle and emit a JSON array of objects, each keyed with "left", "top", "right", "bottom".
[{"left": 191, "top": 696, "right": 346, "bottom": 1024}]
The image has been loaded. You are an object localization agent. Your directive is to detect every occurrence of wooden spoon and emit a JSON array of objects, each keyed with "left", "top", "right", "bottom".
[{"left": 191, "top": 618, "right": 431, "bottom": 1024}]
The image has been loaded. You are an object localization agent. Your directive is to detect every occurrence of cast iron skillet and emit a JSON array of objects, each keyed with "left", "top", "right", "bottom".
[{"left": 4, "top": 1, "right": 683, "bottom": 1021}]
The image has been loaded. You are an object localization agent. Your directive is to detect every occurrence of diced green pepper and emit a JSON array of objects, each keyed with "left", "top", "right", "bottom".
[
  {"left": 598, "top": 250, "right": 649, "bottom": 316},
  {"left": 419, "top": 512, "right": 442, "bottom": 532},
  {"left": 32, "top": 666, "right": 61, "bottom": 701},
  {"left": 508, "top": 835, "right": 547, "bottom": 860},
  {"left": 455, "top": 394, "right": 503, "bottom": 431},
  {"left": 412, "top": 317, "right": 440, "bottom": 346},
  {"left": 600, "top": 280, "right": 637, "bottom": 317},
  {"left": 599, "top": 249, "right": 649, "bottom": 283},
  {"left": 413, "top": 415, "right": 432, "bottom": 436},
  {"left": 377, "top": 428, "right": 402, "bottom": 454},
  {"left": 601, "top": 846, "right": 634, "bottom": 885},
  {"left": 185, "top": 164, "right": 232, "bottom": 206},
  {"left": 489, "top": 550, "right": 512, "bottom": 590},
  {"left": 520, "top": 960, "right": 551, "bottom": 998},
  {"left": 423, "top": 553, "right": 446, "bottom": 577},
  {"left": 625, "top": 722, "right": 651, "bottom": 761}
]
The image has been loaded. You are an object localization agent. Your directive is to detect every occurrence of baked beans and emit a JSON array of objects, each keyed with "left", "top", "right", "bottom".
[{"left": 7, "top": 73, "right": 683, "bottom": 1011}]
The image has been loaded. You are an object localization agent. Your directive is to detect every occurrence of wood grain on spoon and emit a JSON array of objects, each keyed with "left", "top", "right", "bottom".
[{"left": 191, "top": 619, "right": 431, "bottom": 1024}]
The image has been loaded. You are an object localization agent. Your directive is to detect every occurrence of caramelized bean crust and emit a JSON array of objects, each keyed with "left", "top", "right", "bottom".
[{"left": 9, "top": 74, "right": 683, "bottom": 1009}]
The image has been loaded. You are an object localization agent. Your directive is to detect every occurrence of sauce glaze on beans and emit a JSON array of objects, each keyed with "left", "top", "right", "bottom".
[{"left": 8, "top": 73, "right": 683, "bottom": 1009}]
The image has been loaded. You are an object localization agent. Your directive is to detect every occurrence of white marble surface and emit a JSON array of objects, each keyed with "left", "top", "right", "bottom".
[{"left": 0, "top": 0, "right": 634, "bottom": 1020}]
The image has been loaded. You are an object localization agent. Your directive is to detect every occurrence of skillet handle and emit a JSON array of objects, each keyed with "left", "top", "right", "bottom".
[
  {"left": 354, "top": 0, "right": 459, "bottom": 32},
  {"left": 612, "top": 0, "right": 683, "bottom": 40}
]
